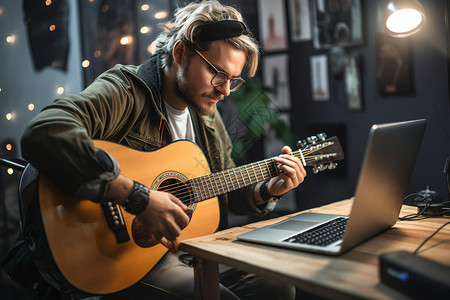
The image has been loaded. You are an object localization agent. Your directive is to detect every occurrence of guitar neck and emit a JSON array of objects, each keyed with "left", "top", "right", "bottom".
[{"left": 188, "top": 150, "right": 301, "bottom": 202}]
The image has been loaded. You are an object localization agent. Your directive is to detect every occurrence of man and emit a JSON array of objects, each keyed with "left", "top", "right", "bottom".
[{"left": 13, "top": 1, "right": 306, "bottom": 299}]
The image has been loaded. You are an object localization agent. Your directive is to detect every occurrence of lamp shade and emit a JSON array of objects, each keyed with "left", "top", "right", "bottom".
[{"left": 383, "top": 0, "right": 426, "bottom": 37}]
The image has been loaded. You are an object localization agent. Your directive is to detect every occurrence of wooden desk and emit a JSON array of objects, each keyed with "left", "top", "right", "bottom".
[{"left": 179, "top": 199, "right": 450, "bottom": 299}]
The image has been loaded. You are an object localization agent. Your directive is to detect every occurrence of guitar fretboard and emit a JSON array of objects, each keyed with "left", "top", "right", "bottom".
[{"left": 187, "top": 149, "right": 302, "bottom": 202}]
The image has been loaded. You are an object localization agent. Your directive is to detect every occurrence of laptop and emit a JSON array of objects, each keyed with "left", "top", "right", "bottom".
[{"left": 237, "top": 119, "right": 427, "bottom": 255}]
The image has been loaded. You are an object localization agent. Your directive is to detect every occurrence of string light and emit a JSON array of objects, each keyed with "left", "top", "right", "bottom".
[
  {"left": 94, "top": 50, "right": 101, "bottom": 58},
  {"left": 5, "top": 113, "right": 13, "bottom": 120},
  {"left": 57, "top": 87, "right": 64, "bottom": 95},
  {"left": 6, "top": 144, "right": 12, "bottom": 151},
  {"left": 82, "top": 60, "right": 90, "bottom": 68},
  {"left": 140, "top": 26, "right": 151, "bottom": 34},
  {"left": 141, "top": 4, "right": 150, "bottom": 11},
  {"left": 7, "top": 168, "right": 13, "bottom": 175},
  {"left": 120, "top": 36, "right": 133, "bottom": 45},
  {"left": 154, "top": 11, "right": 168, "bottom": 19},
  {"left": 49, "top": 24, "right": 56, "bottom": 31},
  {"left": 45, "top": 0, "right": 52, "bottom": 6},
  {"left": 28, "top": 103, "right": 35, "bottom": 111},
  {"left": 6, "top": 35, "right": 16, "bottom": 44}
]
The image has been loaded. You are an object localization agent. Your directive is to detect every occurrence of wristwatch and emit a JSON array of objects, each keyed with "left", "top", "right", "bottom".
[
  {"left": 123, "top": 181, "right": 150, "bottom": 214},
  {"left": 259, "top": 180, "right": 282, "bottom": 202}
]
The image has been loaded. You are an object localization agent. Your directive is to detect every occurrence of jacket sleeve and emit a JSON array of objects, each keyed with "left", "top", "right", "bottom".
[{"left": 21, "top": 66, "right": 140, "bottom": 202}]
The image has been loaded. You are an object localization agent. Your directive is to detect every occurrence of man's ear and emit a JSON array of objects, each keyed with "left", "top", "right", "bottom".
[{"left": 172, "top": 40, "right": 186, "bottom": 65}]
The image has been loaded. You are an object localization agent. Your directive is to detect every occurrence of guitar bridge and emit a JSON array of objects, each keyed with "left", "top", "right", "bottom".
[{"left": 102, "top": 201, "right": 130, "bottom": 244}]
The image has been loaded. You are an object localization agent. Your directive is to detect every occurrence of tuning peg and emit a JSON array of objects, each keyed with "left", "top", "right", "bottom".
[
  {"left": 296, "top": 140, "right": 308, "bottom": 148},
  {"left": 328, "top": 162, "right": 337, "bottom": 169},
  {"left": 312, "top": 164, "right": 328, "bottom": 173},
  {"left": 307, "top": 136, "right": 318, "bottom": 144},
  {"left": 317, "top": 133, "right": 327, "bottom": 141}
]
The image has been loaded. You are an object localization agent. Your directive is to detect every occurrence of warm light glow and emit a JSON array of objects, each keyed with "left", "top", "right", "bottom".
[
  {"left": 6, "top": 113, "right": 12, "bottom": 120},
  {"left": 154, "top": 11, "right": 169, "bottom": 19},
  {"left": 57, "top": 87, "right": 65, "bottom": 95},
  {"left": 163, "top": 21, "right": 173, "bottom": 32},
  {"left": 94, "top": 50, "right": 101, "bottom": 58},
  {"left": 82, "top": 60, "right": 90, "bottom": 68},
  {"left": 141, "top": 4, "right": 150, "bottom": 11},
  {"left": 120, "top": 36, "right": 133, "bottom": 45},
  {"left": 28, "top": 103, "right": 35, "bottom": 111},
  {"left": 7, "top": 168, "right": 13, "bottom": 175},
  {"left": 147, "top": 43, "right": 154, "bottom": 54},
  {"left": 6, "top": 35, "right": 16, "bottom": 44},
  {"left": 0, "top": 8, "right": 4, "bottom": 15},
  {"left": 49, "top": 24, "right": 56, "bottom": 31},
  {"left": 6, "top": 144, "right": 12, "bottom": 151},
  {"left": 386, "top": 9, "right": 422, "bottom": 34},
  {"left": 140, "top": 26, "right": 151, "bottom": 34},
  {"left": 45, "top": 0, "right": 52, "bottom": 6}
]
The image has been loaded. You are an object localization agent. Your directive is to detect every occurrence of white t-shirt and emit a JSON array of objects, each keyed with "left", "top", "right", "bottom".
[{"left": 164, "top": 100, "right": 196, "bottom": 142}]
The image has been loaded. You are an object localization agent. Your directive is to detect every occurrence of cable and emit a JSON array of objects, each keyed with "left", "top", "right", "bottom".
[{"left": 413, "top": 221, "right": 450, "bottom": 255}]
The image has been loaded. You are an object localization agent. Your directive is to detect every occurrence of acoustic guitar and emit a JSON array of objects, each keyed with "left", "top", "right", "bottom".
[{"left": 38, "top": 135, "right": 344, "bottom": 294}]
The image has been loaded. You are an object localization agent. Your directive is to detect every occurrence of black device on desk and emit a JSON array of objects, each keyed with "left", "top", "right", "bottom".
[{"left": 379, "top": 251, "right": 450, "bottom": 298}]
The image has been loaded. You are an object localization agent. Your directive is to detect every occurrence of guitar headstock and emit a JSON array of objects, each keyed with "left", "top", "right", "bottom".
[{"left": 296, "top": 133, "right": 344, "bottom": 173}]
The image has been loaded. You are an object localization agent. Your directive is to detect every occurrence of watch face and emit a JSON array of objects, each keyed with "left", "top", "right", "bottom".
[{"left": 125, "top": 183, "right": 149, "bottom": 214}]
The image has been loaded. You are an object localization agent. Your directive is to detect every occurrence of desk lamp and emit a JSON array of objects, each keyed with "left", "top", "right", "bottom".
[{"left": 383, "top": 0, "right": 426, "bottom": 37}]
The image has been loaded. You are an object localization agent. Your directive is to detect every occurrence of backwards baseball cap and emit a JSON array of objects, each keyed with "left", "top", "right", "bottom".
[{"left": 193, "top": 20, "right": 249, "bottom": 42}]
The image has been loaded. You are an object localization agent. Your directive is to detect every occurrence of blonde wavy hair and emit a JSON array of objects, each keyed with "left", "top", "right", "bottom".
[{"left": 153, "top": 0, "right": 260, "bottom": 77}]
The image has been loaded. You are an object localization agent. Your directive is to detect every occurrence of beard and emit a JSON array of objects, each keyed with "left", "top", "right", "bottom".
[{"left": 175, "top": 59, "right": 223, "bottom": 116}]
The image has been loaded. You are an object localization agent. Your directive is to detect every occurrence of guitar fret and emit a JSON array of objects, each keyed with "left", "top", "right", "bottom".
[
  {"left": 250, "top": 163, "right": 257, "bottom": 183},
  {"left": 245, "top": 167, "right": 250, "bottom": 185},
  {"left": 227, "top": 170, "right": 235, "bottom": 191},
  {"left": 240, "top": 167, "right": 246, "bottom": 186},
  {"left": 195, "top": 178, "right": 203, "bottom": 201},
  {"left": 258, "top": 162, "right": 265, "bottom": 181},
  {"left": 232, "top": 169, "right": 240, "bottom": 188},
  {"left": 218, "top": 172, "right": 226, "bottom": 194},
  {"left": 211, "top": 173, "right": 219, "bottom": 197}
]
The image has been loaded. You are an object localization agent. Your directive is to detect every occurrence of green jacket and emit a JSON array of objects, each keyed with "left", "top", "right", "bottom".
[{"left": 21, "top": 55, "right": 272, "bottom": 229}]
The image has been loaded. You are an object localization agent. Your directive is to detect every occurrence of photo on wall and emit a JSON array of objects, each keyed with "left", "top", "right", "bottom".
[
  {"left": 310, "top": 54, "right": 330, "bottom": 101},
  {"left": 257, "top": 0, "right": 288, "bottom": 52},
  {"left": 311, "top": 0, "right": 363, "bottom": 49},
  {"left": 376, "top": 33, "right": 414, "bottom": 95},
  {"left": 344, "top": 53, "right": 363, "bottom": 110},
  {"left": 262, "top": 54, "right": 291, "bottom": 110},
  {"left": 288, "top": 0, "right": 312, "bottom": 42}
]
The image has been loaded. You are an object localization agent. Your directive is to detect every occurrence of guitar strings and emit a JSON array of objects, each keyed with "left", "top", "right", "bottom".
[{"left": 155, "top": 149, "right": 334, "bottom": 206}]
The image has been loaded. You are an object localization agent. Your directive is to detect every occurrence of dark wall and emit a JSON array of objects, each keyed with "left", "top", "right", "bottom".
[{"left": 237, "top": 0, "right": 450, "bottom": 210}]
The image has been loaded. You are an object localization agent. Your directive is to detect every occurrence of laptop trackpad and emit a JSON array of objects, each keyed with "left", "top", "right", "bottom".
[{"left": 270, "top": 220, "right": 318, "bottom": 232}]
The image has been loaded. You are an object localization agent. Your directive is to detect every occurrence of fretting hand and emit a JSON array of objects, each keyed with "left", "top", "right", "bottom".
[{"left": 267, "top": 146, "right": 306, "bottom": 196}]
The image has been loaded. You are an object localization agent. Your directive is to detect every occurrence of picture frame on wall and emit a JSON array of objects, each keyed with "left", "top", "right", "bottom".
[
  {"left": 310, "top": 54, "right": 330, "bottom": 101},
  {"left": 288, "top": 0, "right": 312, "bottom": 42},
  {"left": 262, "top": 54, "right": 291, "bottom": 110},
  {"left": 311, "top": 0, "right": 363, "bottom": 49},
  {"left": 344, "top": 53, "right": 363, "bottom": 110},
  {"left": 257, "top": 0, "right": 288, "bottom": 52},
  {"left": 376, "top": 33, "right": 414, "bottom": 95}
]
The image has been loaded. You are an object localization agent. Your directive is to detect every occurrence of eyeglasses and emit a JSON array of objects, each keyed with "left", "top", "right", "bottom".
[{"left": 193, "top": 49, "right": 245, "bottom": 92}]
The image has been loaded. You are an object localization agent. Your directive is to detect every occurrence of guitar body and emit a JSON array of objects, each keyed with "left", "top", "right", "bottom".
[{"left": 39, "top": 140, "right": 220, "bottom": 294}]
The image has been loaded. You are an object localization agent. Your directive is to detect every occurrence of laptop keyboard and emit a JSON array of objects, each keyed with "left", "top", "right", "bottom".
[{"left": 283, "top": 217, "right": 349, "bottom": 246}]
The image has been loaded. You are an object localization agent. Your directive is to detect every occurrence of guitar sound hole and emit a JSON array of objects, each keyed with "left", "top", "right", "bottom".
[{"left": 157, "top": 178, "right": 193, "bottom": 207}]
